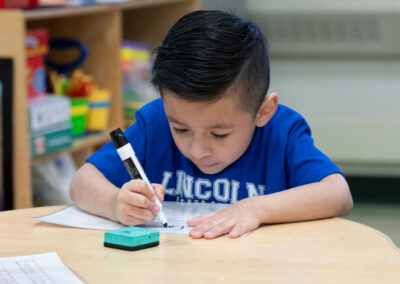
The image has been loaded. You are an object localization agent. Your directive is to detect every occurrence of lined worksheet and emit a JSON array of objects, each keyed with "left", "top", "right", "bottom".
[
  {"left": 35, "top": 202, "right": 229, "bottom": 234},
  {"left": 140, "top": 202, "right": 229, "bottom": 233},
  {"left": 0, "top": 252, "right": 83, "bottom": 284}
]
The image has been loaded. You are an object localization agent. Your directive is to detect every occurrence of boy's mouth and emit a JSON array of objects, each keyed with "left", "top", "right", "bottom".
[
  {"left": 194, "top": 161, "right": 227, "bottom": 174},
  {"left": 195, "top": 162, "right": 220, "bottom": 171},
  {"left": 198, "top": 163, "right": 216, "bottom": 168},
  {"left": 194, "top": 160, "right": 217, "bottom": 167}
]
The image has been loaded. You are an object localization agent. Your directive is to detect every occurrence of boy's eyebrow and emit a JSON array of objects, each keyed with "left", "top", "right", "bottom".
[
  {"left": 166, "top": 115, "right": 234, "bottom": 129},
  {"left": 166, "top": 115, "right": 185, "bottom": 125},
  {"left": 207, "top": 123, "right": 235, "bottom": 129}
]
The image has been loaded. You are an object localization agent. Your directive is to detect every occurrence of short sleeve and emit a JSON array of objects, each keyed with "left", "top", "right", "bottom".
[
  {"left": 86, "top": 111, "right": 147, "bottom": 188},
  {"left": 285, "top": 116, "right": 342, "bottom": 188}
]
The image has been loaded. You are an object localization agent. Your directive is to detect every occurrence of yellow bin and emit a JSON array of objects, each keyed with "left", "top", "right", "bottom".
[{"left": 87, "top": 88, "right": 110, "bottom": 131}]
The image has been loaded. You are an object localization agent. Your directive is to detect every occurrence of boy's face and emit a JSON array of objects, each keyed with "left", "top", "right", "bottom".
[{"left": 162, "top": 89, "right": 257, "bottom": 174}]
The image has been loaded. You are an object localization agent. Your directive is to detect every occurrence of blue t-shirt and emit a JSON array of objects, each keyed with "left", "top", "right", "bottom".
[{"left": 87, "top": 98, "right": 341, "bottom": 203}]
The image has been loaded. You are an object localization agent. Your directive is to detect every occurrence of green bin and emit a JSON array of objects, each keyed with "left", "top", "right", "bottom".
[{"left": 71, "top": 97, "right": 89, "bottom": 136}]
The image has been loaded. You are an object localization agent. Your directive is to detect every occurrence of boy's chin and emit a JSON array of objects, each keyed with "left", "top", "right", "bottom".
[{"left": 196, "top": 164, "right": 226, "bottom": 175}]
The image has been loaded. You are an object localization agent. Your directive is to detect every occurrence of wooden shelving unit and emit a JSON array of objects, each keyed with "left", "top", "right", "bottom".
[
  {"left": 0, "top": 0, "right": 201, "bottom": 209},
  {"left": 31, "top": 132, "right": 110, "bottom": 164}
]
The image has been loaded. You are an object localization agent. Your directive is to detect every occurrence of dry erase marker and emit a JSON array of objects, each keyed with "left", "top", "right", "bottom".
[{"left": 110, "top": 128, "right": 168, "bottom": 227}]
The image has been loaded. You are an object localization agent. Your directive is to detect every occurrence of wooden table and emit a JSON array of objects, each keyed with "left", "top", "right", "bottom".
[{"left": 0, "top": 206, "right": 399, "bottom": 283}]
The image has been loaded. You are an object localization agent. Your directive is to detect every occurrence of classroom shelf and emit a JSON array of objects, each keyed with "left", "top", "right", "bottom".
[
  {"left": 0, "top": 0, "right": 201, "bottom": 209},
  {"left": 31, "top": 132, "right": 110, "bottom": 164},
  {"left": 23, "top": 4, "right": 115, "bottom": 20},
  {"left": 23, "top": 0, "right": 192, "bottom": 20}
]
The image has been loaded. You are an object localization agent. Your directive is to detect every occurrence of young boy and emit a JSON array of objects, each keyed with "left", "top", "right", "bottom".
[{"left": 70, "top": 10, "right": 353, "bottom": 239}]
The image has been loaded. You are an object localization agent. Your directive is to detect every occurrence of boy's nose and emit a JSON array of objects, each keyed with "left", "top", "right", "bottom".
[{"left": 189, "top": 137, "right": 211, "bottom": 160}]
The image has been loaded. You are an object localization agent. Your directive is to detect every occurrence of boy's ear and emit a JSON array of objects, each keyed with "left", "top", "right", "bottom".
[{"left": 255, "top": 93, "right": 279, "bottom": 127}]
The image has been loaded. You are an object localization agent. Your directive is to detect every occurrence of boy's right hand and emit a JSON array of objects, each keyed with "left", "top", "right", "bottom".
[{"left": 114, "top": 180, "right": 165, "bottom": 226}]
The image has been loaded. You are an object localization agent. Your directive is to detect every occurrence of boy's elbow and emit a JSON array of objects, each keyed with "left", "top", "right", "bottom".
[
  {"left": 323, "top": 174, "right": 353, "bottom": 217},
  {"left": 69, "top": 171, "right": 79, "bottom": 203},
  {"left": 336, "top": 182, "right": 353, "bottom": 216},
  {"left": 338, "top": 195, "right": 353, "bottom": 217},
  {"left": 69, "top": 164, "right": 88, "bottom": 203}
]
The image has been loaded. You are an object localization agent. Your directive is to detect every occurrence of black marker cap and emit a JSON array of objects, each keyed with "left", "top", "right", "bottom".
[{"left": 109, "top": 128, "right": 129, "bottom": 148}]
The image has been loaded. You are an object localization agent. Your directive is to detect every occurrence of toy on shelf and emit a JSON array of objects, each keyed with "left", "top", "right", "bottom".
[
  {"left": 63, "top": 70, "right": 92, "bottom": 136},
  {"left": 46, "top": 38, "right": 110, "bottom": 136},
  {"left": 46, "top": 38, "right": 88, "bottom": 76},
  {"left": 121, "top": 40, "right": 157, "bottom": 127},
  {"left": 65, "top": 69, "right": 94, "bottom": 97},
  {"left": 26, "top": 28, "right": 48, "bottom": 99},
  {"left": 87, "top": 88, "right": 110, "bottom": 132},
  {"left": 49, "top": 69, "right": 110, "bottom": 136}
]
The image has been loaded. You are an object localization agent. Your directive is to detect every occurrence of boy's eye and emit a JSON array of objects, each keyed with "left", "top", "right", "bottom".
[
  {"left": 173, "top": 128, "right": 188, "bottom": 134},
  {"left": 212, "top": 133, "right": 229, "bottom": 140}
]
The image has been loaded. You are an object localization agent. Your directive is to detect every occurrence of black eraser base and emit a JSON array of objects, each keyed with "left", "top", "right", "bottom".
[{"left": 104, "top": 241, "right": 159, "bottom": 251}]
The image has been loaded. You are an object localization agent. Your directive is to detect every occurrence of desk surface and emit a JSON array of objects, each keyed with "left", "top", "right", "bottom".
[{"left": 0, "top": 206, "right": 399, "bottom": 283}]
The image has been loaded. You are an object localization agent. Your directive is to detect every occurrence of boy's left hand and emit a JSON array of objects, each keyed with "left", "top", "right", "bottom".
[{"left": 187, "top": 198, "right": 261, "bottom": 239}]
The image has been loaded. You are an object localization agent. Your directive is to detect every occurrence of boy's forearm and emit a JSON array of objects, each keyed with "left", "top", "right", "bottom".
[
  {"left": 253, "top": 174, "right": 353, "bottom": 224},
  {"left": 70, "top": 163, "right": 119, "bottom": 222}
]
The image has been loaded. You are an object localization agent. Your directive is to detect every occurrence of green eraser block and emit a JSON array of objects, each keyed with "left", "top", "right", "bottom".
[{"left": 104, "top": 227, "right": 159, "bottom": 251}]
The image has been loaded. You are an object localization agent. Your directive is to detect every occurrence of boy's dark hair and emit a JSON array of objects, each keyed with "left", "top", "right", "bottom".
[{"left": 151, "top": 10, "right": 270, "bottom": 114}]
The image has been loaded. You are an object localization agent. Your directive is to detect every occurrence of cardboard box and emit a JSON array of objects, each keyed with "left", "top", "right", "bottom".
[
  {"left": 30, "top": 123, "right": 72, "bottom": 157},
  {"left": 0, "top": 0, "right": 38, "bottom": 8},
  {"left": 29, "top": 94, "right": 71, "bottom": 132},
  {"left": 26, "top": 28, "right": 48, "bottom": 99}
]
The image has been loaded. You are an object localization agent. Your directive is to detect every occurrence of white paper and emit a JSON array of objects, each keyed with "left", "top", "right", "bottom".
[
  {"left": 0, "top": 252, "right": 83, "bottom": 284},
  {"left": 140, "top": 201, "right": 229, "bottom": 234},
  {"left": 35, "top": 202, "right": 229, "bottom": 234},
  {"left": 36, "top": 205, "right": 124, "bottom": 230}
]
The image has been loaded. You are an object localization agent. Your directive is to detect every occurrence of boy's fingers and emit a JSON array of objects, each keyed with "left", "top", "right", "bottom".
[
  {"left": 189, "top": 221, "right": 220, "bottom": 239},
  {"left": 187, "top": 212, "right": 215, "bottom": 227},
  {"left": 132, "top": 192, "right": 160, "bottom": 210},
  {"left": 189, "top": 223, "right": 213, "bottom": 238},
  {"left": 204, "top": 222, "right": 233, "bottom": 239},
  {"left": 125, "top": 180, "right": 156, "bottom": 201},
  {"left": 128, "top": 206, "right": 156, "bottom": 221},
  {"left": 151, "top": 184, "right": 165, "bottom": 201},
  {"left": 119, "top": 205, "right": 155, "bottom": 224},
  {"left": 151, "top": 183, "right": 165, "bottom": 195},
  {"left": 188, "top": 229, "right": 203, "bottom": 239},
  {"left": 188, "top": 216, "right": 219, "bottom": 238},
  {"left": 120, "top": 190, "right": 153, "bottom": 209},
  {"left": 150, "top": 203, "right": 160, "bottom": 215},
  {"left": 118, "top": 215, "right": 146, "bottom": 226},
  {"left": 228, "top": 223, "right": 247, "bottom": 239}
]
